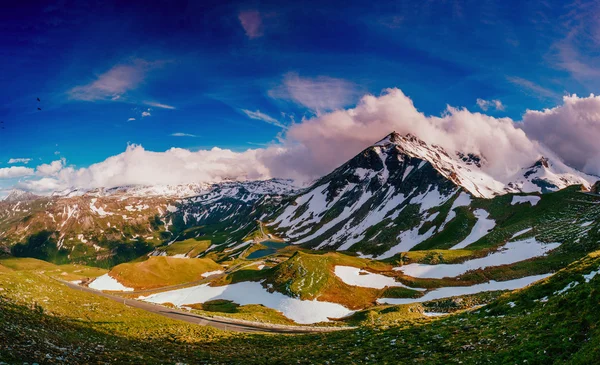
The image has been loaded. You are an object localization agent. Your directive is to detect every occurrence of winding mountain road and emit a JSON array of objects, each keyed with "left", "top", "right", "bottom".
[{"left": 58, "top": 279, "right": 353, "bottom": 334}]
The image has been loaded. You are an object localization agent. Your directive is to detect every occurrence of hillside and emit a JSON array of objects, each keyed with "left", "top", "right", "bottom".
[{"left": 2, "top": 250, "right": 600, "bottom": 363}]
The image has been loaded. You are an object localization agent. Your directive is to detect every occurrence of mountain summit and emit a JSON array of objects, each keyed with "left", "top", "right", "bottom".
[{"left": 267, "top": 132, "right": 594, "bottom": 256}]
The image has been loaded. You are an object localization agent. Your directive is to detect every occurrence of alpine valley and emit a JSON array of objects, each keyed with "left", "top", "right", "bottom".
[{"left": 3, "top": 132, "right": 600, "bottom": 364}]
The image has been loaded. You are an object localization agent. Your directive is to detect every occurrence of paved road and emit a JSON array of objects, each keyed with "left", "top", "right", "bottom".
[{"left": 58, "top": 279, "right": 353, "bottom": 334}]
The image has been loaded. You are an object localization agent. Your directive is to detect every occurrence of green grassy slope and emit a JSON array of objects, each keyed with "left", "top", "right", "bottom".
[
  {"left": 2, "top": 250, "right": 600, "bottom": 363},
  {"left": 108, "top": 256, "right": 222, "bottom": 290}
]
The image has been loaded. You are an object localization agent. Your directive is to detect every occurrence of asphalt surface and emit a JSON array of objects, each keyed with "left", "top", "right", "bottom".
[{"left": 58, "top": 279, "right": 353, "bottom": 334}]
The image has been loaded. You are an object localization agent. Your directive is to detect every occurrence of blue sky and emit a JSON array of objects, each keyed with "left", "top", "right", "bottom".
[{"left": 2, "top": 0, "right": 600, "bottom": 193}]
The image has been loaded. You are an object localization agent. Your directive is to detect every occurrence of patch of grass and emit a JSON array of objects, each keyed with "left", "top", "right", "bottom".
[
  {"left": 109, "top": 256, "right": 222, "bottom": 290},
  {"left": 4, "top": 251, "right": 600, "bottom": 363},
  {"left": 413, "top": 206, "right": 476, "bottom": 250},
  {"left": 187, "top": 301, "right": 298, "bottom": 325},
  {"left": 0, "top": 257, "right": 59, "bottom": 271},
  {"left": 160, "top": 238, "right": 211, "bottom": 257},
  {"left": 263, "top": 251, "right": 420, "bottom": 309}
]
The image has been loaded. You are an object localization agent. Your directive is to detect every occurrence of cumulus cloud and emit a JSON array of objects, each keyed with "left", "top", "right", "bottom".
[
  {"left": 141, "top": 110, "right": 151, "bottom": 117},
  {"left": 269, "top": 73, "right": 359, "bottom": 114},
  {"left": 242, "top": 109, "right": 286, "bottom": 128},
  {"left": 0, "top": 166, "right": 34, "bottom": 179},
  {"left": 36, "top": 159, "right": 65, "bottom": 176},
  {"left": 476, "top": 98, "right": 505, "bottom": 111},
  {"left": 521, "top": 94, "right": 600, "bottom": 174},
  {"left": 18, "top": 145, "right": 270, "bottom": 194},
  {"left": 238, "top": 10, "right": 263, "bottom": 38},
  {"left": 8, "top": 158, "right": 31, "bottom": 164},
  {"left": 127, "top": 117, "right": 136, "bottom": 121},
  {"left": 259, "top": 88, "right": 541, "bottom": 180},
  {"left": 15, "top": 89, "right": 600, "bottom": 194},
  {"left": 171, "top": 133, "right": 197, "bottom": 137}
]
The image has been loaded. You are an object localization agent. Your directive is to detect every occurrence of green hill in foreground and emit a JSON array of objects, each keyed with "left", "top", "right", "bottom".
[{"left": 2, "top": 251, "right": 600, "bottom": 364}]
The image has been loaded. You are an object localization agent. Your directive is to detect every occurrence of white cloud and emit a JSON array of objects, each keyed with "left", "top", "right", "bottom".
[
  {"left": 17, "top": 177, "right": 62, "bottom": 192},
  {"left": 144, "top": 101, "right": 175, "bottom": 109},
  {"left": 476, "top": 98, "right": 505, "bottom": 111},
  {"left": 0, "top": 166, "right": 34, "bottom": 179},
  {"left": 68, "top": 60, "right": 151, "bottom": 101},
  {"left": 14, "top": 89, "right": 600, "bottom": 194},
  {"left": 127, "top": 117, "right": 136, "bottom": 121},
  {"left": 171, "top": 133, "right": 197, "bottom": 137},
  {"left": 36, "top": 159, "right": 65, "bottom": 176},
  {"left": 521, "top": 94, "right": 600, "bottom": 174},
  {"left": 507, "top": 76, "right": 559, "bottom": 100},
  {"left": 8, "top": 158, "right": 31, "bottom": 164},
  {"left": 258, "top": 88, "right": 541, "bottom": 180},
  {"left": 141, "top": 111, "right": 151, "bottom": 117},
  {"left": 238, "top": 10, "right": 263, "bottom": 38},
  {"left": 269, "top": 73, "right": 359, "bottom": 114},
  {"left": 242, "top": 109, "right": 286, "bottom": 128},
  {"left": 18, "top": 145, "right": 270, "bottom": 194}
]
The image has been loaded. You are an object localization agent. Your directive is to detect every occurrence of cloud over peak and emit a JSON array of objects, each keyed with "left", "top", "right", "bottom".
[{"left": 11, "top": 89, "right": 600, "bottom": 194}]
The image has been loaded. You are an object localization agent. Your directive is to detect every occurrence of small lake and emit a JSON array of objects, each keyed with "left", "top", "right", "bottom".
[{"left": 246, "top": 241, "right": 289, "bottom": 259}]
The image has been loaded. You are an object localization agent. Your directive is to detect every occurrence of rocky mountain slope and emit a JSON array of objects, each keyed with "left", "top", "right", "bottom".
[
  {"left": 266, "top": 132, "right": 595, "bottom": 257},
  {"left": 0, "top": 179, "right": 299, "bottom": 265},
  {"left": 0, "top": 132, "right": 596, "bottom": 266}
]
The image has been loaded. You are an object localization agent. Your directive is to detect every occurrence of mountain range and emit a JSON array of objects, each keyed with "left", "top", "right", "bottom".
[{"left": 0, "top": 132, "right": 596, "bottom": 265}]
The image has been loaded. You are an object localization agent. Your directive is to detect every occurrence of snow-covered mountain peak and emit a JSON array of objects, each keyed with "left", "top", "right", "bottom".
[
  {"left": 48, "top": 179, "right": 301, "bottom": 200},
  {"left": 3, "top": 189, "right": 39, "bottom": 202},
  {"left": 369, "top": 132, "right": 593, "bottom": 198}
]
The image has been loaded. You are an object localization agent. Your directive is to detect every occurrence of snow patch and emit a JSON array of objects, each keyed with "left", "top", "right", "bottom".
[
  {"left": 334, "top": 266, "right": 424, "bottom": 290},
  {"left": 511, "top": 195, "right": 541, "bottom": 206},
  {"left": 451, "top": 209, "right": 495, "bottom": 249},
  {"left": 88, "top": 274, "right": 134, "bottom": 292},
  {"left": 139, "top": 281, "right": 353, "bottom": 324},
  {"left": 398, "top": 238, "right": 560, "bottom": 278},
  {"left": 377, "top": 274, "right": 551, "bottom": 305},
  {"left": 201, "top": 270, "right": 224, "bottom": 278}
]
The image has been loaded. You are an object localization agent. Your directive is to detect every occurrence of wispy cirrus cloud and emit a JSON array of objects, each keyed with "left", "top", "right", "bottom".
[
  {"left": 68, "top": 61, "right": 147, "bottom": 101},
  {"left": 144, "top": 101, "right": 176, "bottom": 110},
  {"left": 8, "top": 158, "right": 31, "bottom": 164},
  {"left": 242, "top": 109, "right": 286, "bottom": 128},
  {"left": 506, "top": 76, "right": 559, "bottom": 100},
  {"left": 67, "top": 59, "right": 168, "bottom": 104},
  {"left": 269, "top": 73, "right": 360, "bottom": 114},
  {"left": 171, "top": 132, "right": 197, "bottom": 137},
  {"left": 127, "top": 117, "right": 136, "bottom": 121},
  {"left": 238, "top": 10, "right": 263, "bottom": 38}
]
